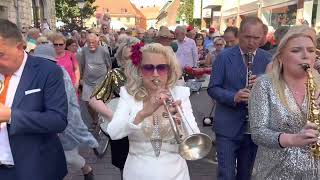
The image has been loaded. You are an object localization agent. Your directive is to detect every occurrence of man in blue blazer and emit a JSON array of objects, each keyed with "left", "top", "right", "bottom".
[
  {"left": 208, "top": 17, "right": 272, "bottom": 180},
  {"left": 0, "top": 20, "right": 68, "bottom": 180}
]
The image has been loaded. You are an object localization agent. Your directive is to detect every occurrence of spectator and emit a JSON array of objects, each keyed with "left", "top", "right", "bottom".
[
  {"left": 174, "top": 26, "right": 199, "bottom": 67},
  {"left": 223, "top": 26, "right": 239, "bottom": 48}
]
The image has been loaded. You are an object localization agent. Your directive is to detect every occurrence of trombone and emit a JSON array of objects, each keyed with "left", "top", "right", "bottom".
[{"left": 152, "top": 79, "right": 212, "bottom": 160}]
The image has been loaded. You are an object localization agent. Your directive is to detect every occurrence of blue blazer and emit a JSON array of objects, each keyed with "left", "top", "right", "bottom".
[
  {"left": 207, "top": 45, "right": 271, "bottom": 139},
  {"left": 0, "top": 56, "right": 68, "bottom": 180}
]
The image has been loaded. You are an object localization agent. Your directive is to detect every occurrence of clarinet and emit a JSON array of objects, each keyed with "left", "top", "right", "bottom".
[{"left": 244, "top": 52, "right": 254, "bottom": 134}]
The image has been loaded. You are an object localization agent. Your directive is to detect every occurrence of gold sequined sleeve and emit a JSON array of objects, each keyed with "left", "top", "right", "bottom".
[
  {"left": 91, "top": 68, "right": 126, "bottom": 103},
  {"left": 249, "top": 75, "right": 282, "bottom": 149}
]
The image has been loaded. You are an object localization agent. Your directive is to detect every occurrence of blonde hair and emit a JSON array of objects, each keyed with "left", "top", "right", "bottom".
[
  {"left": 271, "top": 25, "right": 317, "bottom": 108},
  {"left": 36, "top": 36, "right": 49, "bottom": 45},
  {"left": 51, "top": 32, "right": 66, "bottom": 44},
  {"left": 125, "top": 43, "right": 182, "bottom": 101},
  {"left": 214, "top": 37, "right": 226, "bottom": 45}
]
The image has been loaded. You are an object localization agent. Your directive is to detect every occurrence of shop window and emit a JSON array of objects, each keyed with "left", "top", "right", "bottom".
[{"left": 262, "top": 4, "right": 297, "bottom": 30}]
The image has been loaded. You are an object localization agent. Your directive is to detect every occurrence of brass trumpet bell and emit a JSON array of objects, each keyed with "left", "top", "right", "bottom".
[
  {"left": 179, "top": 133, "right": 213, "bottom": 160},
  {"left": 152, "top": 79, "right": 213, "bottom": 161}
]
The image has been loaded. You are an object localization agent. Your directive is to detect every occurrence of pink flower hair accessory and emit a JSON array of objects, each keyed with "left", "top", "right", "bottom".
[{"left": 130, "top": 42, "right": 144, "bottom": 66}]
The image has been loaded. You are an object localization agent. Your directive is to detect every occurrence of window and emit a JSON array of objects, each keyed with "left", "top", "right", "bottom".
[{"left": 127, "top": 17, "right": 130, "bottom": 22}]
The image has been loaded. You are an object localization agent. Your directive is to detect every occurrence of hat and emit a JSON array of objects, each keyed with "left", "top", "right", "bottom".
[
  {"left": 209, "top": 27, "right": 215, "bottom": 33},
  {"left": 33, "top": 44, "right": 57, "bottom": 62},
  {"left": 157, "top": 26, "right": 174, "bottom": 39}
]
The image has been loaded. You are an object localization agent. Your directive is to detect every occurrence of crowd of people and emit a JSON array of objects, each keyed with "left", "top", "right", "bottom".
[{"left": 0, "top": 13, "right": 320, "bottom": 180}]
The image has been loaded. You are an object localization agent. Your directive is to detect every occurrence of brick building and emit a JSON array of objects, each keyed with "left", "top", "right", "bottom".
[{"left": 0, "top": 0, "right": 56, "bottom": 29}]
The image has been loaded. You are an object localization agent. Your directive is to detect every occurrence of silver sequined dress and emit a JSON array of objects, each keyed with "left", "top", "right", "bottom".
[{"left": 249, "top": 75, "right": 320, "bottom": 180}]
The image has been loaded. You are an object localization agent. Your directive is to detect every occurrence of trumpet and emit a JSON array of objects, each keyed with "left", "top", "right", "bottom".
[{"left": 152, "top": 79, "right": 212, "bottom": 160}]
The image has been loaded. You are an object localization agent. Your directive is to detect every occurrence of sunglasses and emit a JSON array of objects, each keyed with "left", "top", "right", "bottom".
[
  {"left": 141, "top": 64, "right": 170, "bottom": 76},
  {"left": 53, "top": 43, "right": 64, "bottom": 47}
]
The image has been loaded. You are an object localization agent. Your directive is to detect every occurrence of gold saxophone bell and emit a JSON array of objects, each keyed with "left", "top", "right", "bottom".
[
  {"left": 152, "top": 79, "right": 212, "bottom": 160},
  {"left": 300, "top": 63, "right": 320, "bottom": 159}
]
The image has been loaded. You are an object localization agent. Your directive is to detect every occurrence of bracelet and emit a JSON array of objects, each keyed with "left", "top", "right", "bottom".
[{"left": 278, "top": 133, "right": 285, "bottom": 148}]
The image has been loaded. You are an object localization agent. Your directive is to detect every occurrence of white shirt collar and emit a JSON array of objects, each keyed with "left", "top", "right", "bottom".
[
  {"left": 13, "top": 52, "right": 28, "bottom": 78},
  {"left": 239, "top": 47, "right": 257, "bottom": 56}
]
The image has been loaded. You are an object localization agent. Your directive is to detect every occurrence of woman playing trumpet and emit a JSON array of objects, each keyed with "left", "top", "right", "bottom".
[
  {"left": 249, "top": 25, "right": 320, "bottom": 179},
  {"left": 107, "top": 43, "right": 200, "bottom": 180}
]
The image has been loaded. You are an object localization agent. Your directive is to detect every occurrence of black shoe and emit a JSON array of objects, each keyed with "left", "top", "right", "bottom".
[{"left": 84, "top": 170, "right": 95, "bottom": 180}]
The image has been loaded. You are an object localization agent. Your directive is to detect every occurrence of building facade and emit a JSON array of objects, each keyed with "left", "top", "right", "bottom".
[
  {"left": 0, "top": 0, "right": 56, "bottom": 29},
  {"left": 140, "top": 5, "right": 160, "bottom": 29},
  {"left": 92, "top": 0, "right": 147, "bottom": 30},
  {"left": 156, "top": 0, "right": 181, "bottom": 29},
  {"left": 196, "top": 0, "right": 320, "bottom": 34}
]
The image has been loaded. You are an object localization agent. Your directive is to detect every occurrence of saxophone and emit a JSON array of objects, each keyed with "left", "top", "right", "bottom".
[{"left": 301, "top": 63, "right": 320, "bottom": 158}]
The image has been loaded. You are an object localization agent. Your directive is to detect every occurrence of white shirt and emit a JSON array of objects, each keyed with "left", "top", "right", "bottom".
[{"left": 0, "top": 52, "right": 27, "bottom": 165}]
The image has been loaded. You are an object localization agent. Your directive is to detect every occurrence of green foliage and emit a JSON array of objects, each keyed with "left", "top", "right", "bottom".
[
  {"left": 55, "top": 0, "right": 97, "bottom": 30},
  {"left": 178, "top": 0, "right": 194, "bottom": 25}
]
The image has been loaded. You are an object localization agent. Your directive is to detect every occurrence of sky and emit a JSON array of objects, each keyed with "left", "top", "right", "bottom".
[{"left": 130, "top": 0, "right": 168, "bottom": 7}]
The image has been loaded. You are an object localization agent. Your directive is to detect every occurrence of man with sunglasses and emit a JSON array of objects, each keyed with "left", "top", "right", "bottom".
[{"left": 100, "top": 23, "right": 115, "bottom": 48}]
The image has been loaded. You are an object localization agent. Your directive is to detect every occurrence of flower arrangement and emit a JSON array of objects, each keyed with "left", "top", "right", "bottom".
[
  {"left": 130, "top": 42, "right": 144, "bottom": 66},
  {"left": 183, "top": 66, "right": 212, "bottom": 79}
]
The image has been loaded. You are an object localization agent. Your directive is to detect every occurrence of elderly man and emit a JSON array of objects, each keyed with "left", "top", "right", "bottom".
[
  {"left": 100, "top": 23, "right": 115, "bottom": 48},
  {"left": 208, "top": 17, "right": 272, "bottom": 180},
  {"left": 174, "top": 26, "right": 199, "bottom": 67},
  {"left": 0, "top": 19, "right": 68, "bottom": 180},
  {"left": 77, "top": 33, "right": 112, "bottom": 130}
]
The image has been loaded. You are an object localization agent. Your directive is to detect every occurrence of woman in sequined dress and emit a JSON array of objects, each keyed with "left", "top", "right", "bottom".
[
  {"left": 249, "top": 26, "right": 320, "bottom": 179},
  {"left": 107, "top": 43, "right": 200, "bottom": 180}
]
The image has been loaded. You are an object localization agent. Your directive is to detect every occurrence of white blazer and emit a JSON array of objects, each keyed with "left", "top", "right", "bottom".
[{"left": 107, "top": 86, "right": 200, "bottom": 140}]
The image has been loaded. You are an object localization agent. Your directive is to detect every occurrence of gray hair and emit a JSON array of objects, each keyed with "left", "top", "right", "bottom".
[
  {"left": 87, "top": 33, "right": 99, "bottom": 41},
  {"left": 175, "top": 26, "right": 186, "bottom": 34},
  {"left": 214, "top": 37, "right": 226, "bottom": 45}
]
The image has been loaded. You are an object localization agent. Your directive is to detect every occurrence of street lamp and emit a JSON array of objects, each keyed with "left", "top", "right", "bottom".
[{"left": 77, "top": 0, "right": 86, "bottom": 29}]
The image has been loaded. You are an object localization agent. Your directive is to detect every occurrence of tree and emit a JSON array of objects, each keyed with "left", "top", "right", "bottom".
[
  {"left": 55, "top": 0, "right": 97, "bottom": 31},
  {"left": 178, "top": 0, "right": 194, "bottom": 25}
]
